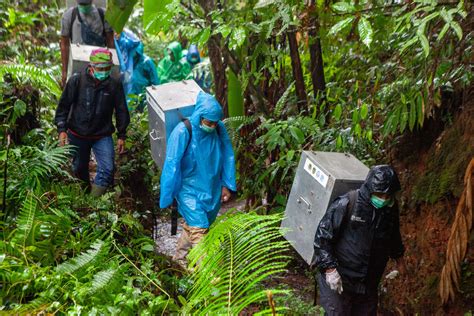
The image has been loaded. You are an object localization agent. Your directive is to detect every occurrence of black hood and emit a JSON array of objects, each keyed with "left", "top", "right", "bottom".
[{"left": 362, "top": 165, "right": 401, "bottom": 195}]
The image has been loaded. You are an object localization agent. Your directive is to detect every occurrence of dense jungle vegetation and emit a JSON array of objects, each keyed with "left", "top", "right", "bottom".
[{"left": 0, "top": 0, "right": 473, "bottom": 314}]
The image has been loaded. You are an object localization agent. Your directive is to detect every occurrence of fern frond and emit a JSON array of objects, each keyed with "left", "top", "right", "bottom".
[
  {"left": 56, "top": 240, "right": 107, "bottom": 275},
  {"left": 184, "top": 212, "right": 290, "bottom": 315},
  {"left": 12, "top": 192, "right": 39, "bottom": 246},
  {"left": 223, "top": 115, "right": 259, "bottom": 144},
  {"left": 0, "top": 63, "right": 61, "bottom": 98},
  {"left": 7, "top": 144, "right": 72, "bottom": 200},
  {"left": 274, "top": 82, "right": 295, "bottom": 118},
  {"left": 88, "top": 265, "right": 122, "bottom": 296}
]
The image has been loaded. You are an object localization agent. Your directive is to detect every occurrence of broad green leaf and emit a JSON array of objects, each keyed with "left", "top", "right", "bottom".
[
  {"left": 400, "top": 103, "right": 408, "bottom": 133},
  {"left": 409, "top": 102, "right": 417, "bottom": 131},
  {"left": 450, "top": 21, "right": 463, "bottom": 40},
  {"left": 227, "top": 69, "right": 244, "bottom": 120},
  {"left": 360, "top": 103, "right": 368, "bottom": 119},
  {"left": 143, "top": 0, "right": 173, "bottom": 34},
  {"left": 329, "top": 17, "right": 354, "bottom": 36},
  {"left": 416, "top": 25, "right": 430, "bottom": 57},
  {"left": 141, "top": 244, "right": 154, "bottom": 252},
  {"left": 353, "top": 123, "right": 362, "bottom": 137},
  {"left": 352, "top": 109, "right": 359, "bottom": 124},
  {"left": 289, "top": 126, "right": 304, "bottom": 144},
  {"left": 231, "top": 27, "right": 247, "bottom": 49},
  {"left": 421, "top": 11, "right": 441, "bottom": 24},
  {"left": 333, "top": 104, "right": 342, "bottom": 121},
  {"left": 366, "top": 129, "right": 373, "bottom": 141},
  {"left": 14, "top": 99, "right": 27, "bottom": 117},
  {"left": 437, "top": 23, "right": 450, "bottom": 41},
  {"left": 336, "top": 135, "right": 343, "bottom": 149},
  {"left": 216, "top": 25, "right": 232, "bottom": 38},
  {"left": 198, "top": 28, "right": 211, "bottom": 46},
  {"left": 106, "top": 0, "right": 139, "bottom": 33},
  {"left": 358, "top": 17, "right": 373, "bottom": 47},
  {"left": 332, "top": 2, "right": 356, "bottom": 13}
]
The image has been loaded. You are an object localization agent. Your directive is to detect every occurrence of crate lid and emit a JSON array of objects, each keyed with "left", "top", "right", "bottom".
[
  {"left": 70, "top": 44, "right": 119, "bottom": 66},
  {"left": 305, "top": 151, "right": 369, "bottom": 181},
  {"left": 146, "top": 80, "right": 203, "bottom": 111}
]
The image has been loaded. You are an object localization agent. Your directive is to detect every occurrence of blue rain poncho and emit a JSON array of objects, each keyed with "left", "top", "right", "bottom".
[
  {"left": 159, "top": 92, "right": 237, "bottom": 228},
  {"left": 130, "top": 43, "right": 159, "bottom": 96}
]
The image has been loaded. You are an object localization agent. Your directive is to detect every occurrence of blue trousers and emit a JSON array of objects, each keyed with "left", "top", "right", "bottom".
[{"left": 68, "top": 132, "right": 115, "bottom": 187}]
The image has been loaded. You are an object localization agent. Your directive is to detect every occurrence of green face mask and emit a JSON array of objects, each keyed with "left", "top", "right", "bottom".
[
  {"left": 78, "top": 4, "right": 92, "bottom": 14},
  {"left": 200, "top": 124, "right": 216, "bottom": 133},
  {"left": 93, "top": 70, "right": 111, "bottom": 81},
  {"left": 370, "top": 195, "right": 391, "bottom": 209}
]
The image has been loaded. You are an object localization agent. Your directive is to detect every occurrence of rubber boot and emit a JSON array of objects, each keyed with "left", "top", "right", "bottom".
[{"left": 90, "top": 184, "right": 107, "bottom": 197}]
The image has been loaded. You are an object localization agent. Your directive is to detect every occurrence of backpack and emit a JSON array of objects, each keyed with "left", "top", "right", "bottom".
[
  {"left": 347, "top": 190, "right": 358, "bottom": 216},
  {"left": 69, "top": 6, "right": 106, "bottom": 46}
]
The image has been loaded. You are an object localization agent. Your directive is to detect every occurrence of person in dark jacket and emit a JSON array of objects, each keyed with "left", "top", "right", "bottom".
[
  {"left": 313, "top": 165, "right": 406, "bottom": 315},
  {"left": 55, "top": 48, "right": 130, "bottom": 197}
]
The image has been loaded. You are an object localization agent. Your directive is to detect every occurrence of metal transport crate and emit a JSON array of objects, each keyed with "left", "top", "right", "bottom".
[
  {"left": 67, "top": 44, "right": 119, "bottom": 79},
  {"left": 146, "top": 80, "right": 203, "bottom": 169},
  {"left": 281, "top": 151, "right": 369, "bottom": 265}
]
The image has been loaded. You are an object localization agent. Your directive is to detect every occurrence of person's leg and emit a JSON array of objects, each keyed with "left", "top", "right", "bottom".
[
  {"left": 67, "top": 132, "right": 92, "bottom": 187},
  {"left": 173, "top": 222, "right": 193, "bottom": 268},
  {"left": 91, "top": 136, "right": 115, "bottom": 195},
  {"left": 318, "top": 273, "right": 352, "bottom": 316},
  {"left": 351, "top": 291, "right": 378, "bottom": 316},
  {"left": 187, "top": 225, "right": 208, "bottom": 247},
  {"left": 173, "top": 222, "right": 208, "bottom": 268}
]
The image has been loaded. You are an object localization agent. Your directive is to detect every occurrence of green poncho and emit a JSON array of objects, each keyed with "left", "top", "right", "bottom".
[{"left": 157, "top": 42, "right": 191, "bottom": 84}]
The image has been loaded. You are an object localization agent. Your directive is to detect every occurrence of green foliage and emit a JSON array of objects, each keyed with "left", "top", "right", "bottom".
[
  {"left": 184, "top": 211, "right": 290, "bottom": 315},
  {"left": 106, "top": 0, "right": 139, "bottom": 33},
  {"left": 0, "top": 63, "right": 61, "bottom": 98}
]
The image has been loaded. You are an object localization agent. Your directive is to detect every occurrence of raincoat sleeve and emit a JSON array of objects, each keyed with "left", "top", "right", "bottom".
[
  {"left": 389, "top": 204, "right": 405, "bottom": 259},
  {"left": 218, "top": 122, "right": 237, "bottom": 192},
  {"left": 55, "top": 73, "right": 80, "bottom": 133},
  {"left": 159, "top": 123, "right": 191, "bottom": 208},
  {"left": 146, "top": 59, "right": 160, "bottom": 85},
  {"left": 312, "top": 196, "right": 350, "bottom": 271},
  {"left": 157, "top": 59, "right": 170, "bottom": 84}
]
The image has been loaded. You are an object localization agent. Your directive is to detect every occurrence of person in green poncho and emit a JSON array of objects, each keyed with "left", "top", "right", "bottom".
[{"left": 157, "top": 41, "right": 191, "bottom": 84}]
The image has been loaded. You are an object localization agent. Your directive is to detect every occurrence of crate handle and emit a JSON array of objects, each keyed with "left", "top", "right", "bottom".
[
  {"left": 149, "top": 129, "right": 162, "bottom": 141},
  {"left": 297, "top": 196, "right": 311, "bottom": 212}
]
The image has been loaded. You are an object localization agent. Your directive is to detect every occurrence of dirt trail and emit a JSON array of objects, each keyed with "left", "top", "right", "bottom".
[{"left": 153, "top": 199, "right": 246, "bottom": 257}]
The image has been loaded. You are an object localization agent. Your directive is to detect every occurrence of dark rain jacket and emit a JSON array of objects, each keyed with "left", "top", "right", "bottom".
[
  {"left": 313, "top": 165, "right": 404, "bottom": 295},
  {"left": 55, "top": 67, "right": 130, "bottom": 139}
]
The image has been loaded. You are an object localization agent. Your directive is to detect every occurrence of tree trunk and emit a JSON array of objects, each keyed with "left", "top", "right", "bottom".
[
  {"left": 196, "top": 0, "right": 228, "bottom": 116},
  {"left": 287, "top": 29, "right": 307, "bottom": 112},
  {"left": 308, "top": 1, "right": 326, "bottom": 117},
  {"left": 208, "top": 35, "right": 228, "bottom": 116}
]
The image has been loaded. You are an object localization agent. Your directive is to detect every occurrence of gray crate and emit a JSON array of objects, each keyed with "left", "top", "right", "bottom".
[
  {"left": 66, "top": 0, "right": 107, "bottom": 8},
  {"left": 67, "top": 44, "right": 119, "bottom": 79},
  {"left": 281, "top": 151, "right": 369, "bottom": 265},
  {"left": 146, "top": 80, "right": 203, "bottom": 168}
]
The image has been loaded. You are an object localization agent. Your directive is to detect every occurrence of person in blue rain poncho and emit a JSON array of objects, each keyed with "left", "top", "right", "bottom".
[
  {"left": 116, "top": 30, "right": 159, "bottom": 111},
  {"left": 129, "top": 43, "right": 159, "bottom": 110},
  {"left": 159, "top": 91, "right": 236, "bottom": 267}
]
